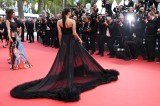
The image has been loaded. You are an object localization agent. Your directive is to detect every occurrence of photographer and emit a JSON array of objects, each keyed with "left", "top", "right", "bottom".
[
  {"left": 134, "top": 7, "right": 147, "bottom": 59},
  {"left": 122, "top": 8, "right": 139, "bottom": 60},
  {"left": 73, "top": 15, "right": 83, "bottom": 35},
  {"left": 50, "top": 16, "right": 58, "bottom": 48},
  {"left": 96, "top": 15, "right": 107, "bottom": 56},
  {"left": 90, "top": 13, "right": 98, "bottom": 55},
  {"left": 44, "top": 17, "right": 52, "bottom": 46},
  {"left": 82, "top": 16, "right": 90, "bottom": 51},
  {"left": 28, "top": 19, "right": 34, "bottom": 43},
  {"left": 107, "top": 16, "right": 122, "bottom": 58},
  {"left": 40, "top": 18, "right": 47, "bottom": 45},
  {"left": 144, "top": 11, "right": 157, "bottom": 62}
]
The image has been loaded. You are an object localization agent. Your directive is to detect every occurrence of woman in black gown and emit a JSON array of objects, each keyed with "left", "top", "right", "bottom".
[{"left": 10, "top": 8, "right": 119, "bottom": 102}]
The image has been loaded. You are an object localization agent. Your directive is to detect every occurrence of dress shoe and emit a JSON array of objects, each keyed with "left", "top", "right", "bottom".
[
  {"left": 107, "top": 53, "right": 111, "bottom": 55},
  {"left": 143, "top": 57, "right": 148, "bottom": 60},
  {"left": 96, "top": 53, "right": 101, "bottom": 55},
  {"left": 109, "top": 55, "right": 115, "bottom": 58},
  {"left": 132, "top": 57, "right": 138, "bottom": 60},
  {"left": 124, "top": 57, "right": 131, "bottom": 61},
  {"left": 90, "top": 52, "right": 94, "bottom": 55},
  {"left": 147, "top": 59, "right": 155, "bottom": 62},
  {"left": 3, "top": 46, "right": 6, "bottom": 48},
  {"left": 156, "top": 59, "right": 160, "bottom": 63},
  {"left": 100, "top": 54, "right": 104, "bottom": 57}
]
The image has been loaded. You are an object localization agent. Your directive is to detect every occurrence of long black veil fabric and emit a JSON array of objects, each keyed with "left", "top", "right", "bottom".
[{"left": 10, "top": 27, "right": 119, "bottom": 102}]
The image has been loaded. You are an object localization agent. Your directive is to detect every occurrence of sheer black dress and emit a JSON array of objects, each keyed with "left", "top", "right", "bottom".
[{"left": 10, "top": 27, "right": 119, "bottom": 102}]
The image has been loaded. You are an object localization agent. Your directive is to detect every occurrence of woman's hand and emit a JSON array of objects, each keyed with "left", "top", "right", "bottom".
[
  {"left": 17, "top": 36, "right": 21, "bottom": 41},
  {"left": 78, "top": 38, "right": 83, "bottom": 45}
]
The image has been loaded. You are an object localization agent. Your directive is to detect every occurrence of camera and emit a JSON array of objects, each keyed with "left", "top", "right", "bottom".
[{"left": 142, "top": 11, "right": 148, "bottom": 20}]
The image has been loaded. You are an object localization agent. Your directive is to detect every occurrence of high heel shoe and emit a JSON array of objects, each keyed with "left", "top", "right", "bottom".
[
  {"left": 10, "top": 66, "right": 14, "bottom": 70},
  {"left": 3, "top": 46, "right": 6, "bottom": 48},
  {"left": 7, "top": 57, "right": 11, "bottom": 61}
]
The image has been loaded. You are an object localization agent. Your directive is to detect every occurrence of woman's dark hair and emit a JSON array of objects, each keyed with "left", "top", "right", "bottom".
[
  {"left": 62, "top": 8, "right": 70, "bottom": 28},
  {"left": 6, "top": 9, "right": 14, "bottom": 20}
]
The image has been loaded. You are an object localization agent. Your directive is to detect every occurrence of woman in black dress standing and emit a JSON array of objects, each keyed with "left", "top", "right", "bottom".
[{"left": 10, "top": 8, "right": 119, "bottom": 102}]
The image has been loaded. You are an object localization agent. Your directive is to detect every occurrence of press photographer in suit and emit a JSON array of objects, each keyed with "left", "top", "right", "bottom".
[
  {"left": 144, "top": 11, "right": 157, "bottom": 62},
  {"left": 82, "top": 16, "right": 90, "bottom": 51},
  {"left": 96, "top": 15, "right": 107, "bottom": 57},
  {"left": 134, "top": 7, "right": 147, "bottom": 60}
]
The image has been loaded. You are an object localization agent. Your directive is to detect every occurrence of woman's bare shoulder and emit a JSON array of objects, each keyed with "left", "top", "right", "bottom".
[
  {"left": 68, "top": 18, "right": 75, "bottom": 22},
  {"left": 6, "top": 20, "right": 10, "bottom": 24},
  {"left": 57, "top": 19, "right": 62, "bottom": 23}
]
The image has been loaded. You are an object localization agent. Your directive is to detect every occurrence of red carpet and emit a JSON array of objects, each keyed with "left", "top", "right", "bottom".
[{"left": 0, "top": 41, "right": 160, "bottom": 106}]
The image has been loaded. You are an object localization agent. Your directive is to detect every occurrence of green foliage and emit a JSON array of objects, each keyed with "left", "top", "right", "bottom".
[
  {"left": 0, "top": 0, "right": 125, "bottom": 15},
  {"left": 0, "top": 0, "right": 15, "bottom": 10}
]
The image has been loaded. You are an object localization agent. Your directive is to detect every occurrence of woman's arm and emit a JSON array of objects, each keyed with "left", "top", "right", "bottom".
[
  {"left": 6, "top": 20, "right": 13, "bottom": 42},
  {"left": 57, "top": 20, "right": 62, "bottom": 46},
  {"left": 72, "top": 20, "right": 82, "bottom": 44}
]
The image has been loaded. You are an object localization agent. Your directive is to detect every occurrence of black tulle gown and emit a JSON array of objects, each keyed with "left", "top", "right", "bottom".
[{"left": 10, "top": 27, "right": 119, "bottom": 102}]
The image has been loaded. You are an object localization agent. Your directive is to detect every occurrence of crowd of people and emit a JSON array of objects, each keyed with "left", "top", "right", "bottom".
[
  {"left": 36, "top": 0, "right": 160, "bottom": 62},
  {"left": 0, "top": 0, "right": 158, "bottom": 102},
  {"left": 1, "top": 0, "right": 160, "bottom": 65}
]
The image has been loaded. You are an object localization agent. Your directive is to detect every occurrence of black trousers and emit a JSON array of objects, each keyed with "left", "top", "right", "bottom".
[
  {"left": 82, "top": 34, "right": 90, "bottom": 51},
  {"left": 49, "top": 31, "right": 54, "bottom": 47},
  {"left": 37, "top": 31, "right": 39, "bottom": 42},
  {"left": 53, "top": 32, "right": 59, "bottom": 48},
  {"left": 44, "top": 30, "right": 51, "bottom": 46},
  {"left": 124, "top": 36, "right": 138, "bottom": 59},
  {"left": 21, "top": 29, "right": 24, "bottom": 41},
  {"left": 29, "top": 31, "right": 34, "bottom": 42},
  {"left": 135, "top": 36, "right": 146, "bottom": 58},
  {"left": 97, "top": 35, "right": 106, "bottom": 54},
  {"left": 145, "top": 36, "right": 157, "bottom": 60},
  {"left": 26, "top": 29, "right": 29, "bottom": 40},
  {"left": 90, "top": 33, "right": 96, "bottom": 53}
]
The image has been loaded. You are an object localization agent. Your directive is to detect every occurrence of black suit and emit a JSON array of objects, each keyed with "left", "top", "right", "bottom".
[
  {"left": 108, "top": 21, "right": 121, "bottom": 56},
  {"left": 97, "top": 21, "right": 107, "bottom": 55},
  {"left": 82, "top": 22, "right": 90, "bottom": 51},
  {"left": 145, "top": 18, "right": 157, "bottom": 60},
  {"left": 122, "top": 21, "right": 138, "bottom": 59},
  {"left": 28, "top": 21, "right": 34, "bottom": 42},
  {"left": 25, "top": 20, "right": 30, "bottom": 40},
  {"left": 134, "top": 16, "right": 146, "bottom": 58},
  {"left": 90, "top": 19, "right": 97, "bottom": 53}
]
